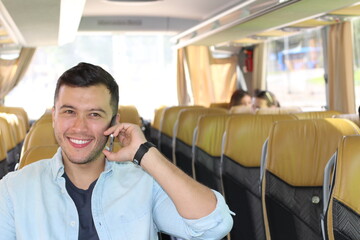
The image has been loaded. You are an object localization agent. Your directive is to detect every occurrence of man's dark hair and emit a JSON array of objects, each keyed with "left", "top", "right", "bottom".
[{"left": 54, "top": 62, "right": 119, "bottom": 115}]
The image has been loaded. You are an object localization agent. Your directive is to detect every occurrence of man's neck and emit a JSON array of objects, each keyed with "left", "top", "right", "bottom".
[{"left": 63, "top": 158, "right": 105, "bottom": 190}]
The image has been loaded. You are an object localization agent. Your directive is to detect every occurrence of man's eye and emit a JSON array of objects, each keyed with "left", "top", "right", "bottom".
[
  {"left": 64, "top": 110, "right": 74, "bottom": 114},
  {"left": 90, "top": 113, "right": 100, "bottom": 117}
]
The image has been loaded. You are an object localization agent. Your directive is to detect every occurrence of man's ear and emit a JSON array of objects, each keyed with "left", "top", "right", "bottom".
[{"left": 116, "top": 113, "right": 120, "bottom": 124}]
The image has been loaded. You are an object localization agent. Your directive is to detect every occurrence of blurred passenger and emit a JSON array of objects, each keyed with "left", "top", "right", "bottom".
[
  {"left": 252, "top": 90, "right": 280, "bottom": 112},
  {"left": 229, "top": 89, "right": 252, "bottom": 108}
]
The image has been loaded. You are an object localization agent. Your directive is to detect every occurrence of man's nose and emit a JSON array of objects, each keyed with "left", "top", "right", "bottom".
[{"left": 72, "top": 116, "right": 88, "bottom": 131}]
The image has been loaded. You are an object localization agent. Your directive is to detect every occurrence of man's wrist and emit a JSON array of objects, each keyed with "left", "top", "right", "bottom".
[{"left": 133, "top": 142, "right": 156, "bottom": 166}]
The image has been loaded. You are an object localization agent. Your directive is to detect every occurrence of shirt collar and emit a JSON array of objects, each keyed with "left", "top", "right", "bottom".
[{"left": 50, "top": 147, "right": 115, "bottom": 181}]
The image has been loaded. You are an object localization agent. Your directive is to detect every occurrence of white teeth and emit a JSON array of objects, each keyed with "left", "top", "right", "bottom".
[{"left": 70, "top": 138, "right": 90, "bottom": 145}]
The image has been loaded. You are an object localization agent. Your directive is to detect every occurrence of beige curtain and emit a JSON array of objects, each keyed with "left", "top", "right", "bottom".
[
  {"left": 252, "top": 43, "right": 267, "bottom": 92},
  {"left": 176, "top": 48, "right": 190, "bottom": 105},
  {"left": 327, "top": 21, "right": 355, "bottom": 114},
  {"left": 179, "top": 45, "right": 237, "bottom": 106},
  {"left": 0, "top": 47, "right": 36, "bottom": 102}
]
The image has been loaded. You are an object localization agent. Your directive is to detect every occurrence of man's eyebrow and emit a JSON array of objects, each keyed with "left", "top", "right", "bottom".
[
  {"left": 59, "top": 105, "right": 107, "bottom": 114},
  {"left": 60, "top": 105, "right": 75, "bottom": 110},
  {"left": 89, "top": 108, "right": 107, "bottom": 114}
]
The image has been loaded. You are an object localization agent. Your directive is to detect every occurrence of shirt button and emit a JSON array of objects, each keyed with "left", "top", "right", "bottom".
[{"left": 70, "top": 221, "right": 76, "bottom": 227}]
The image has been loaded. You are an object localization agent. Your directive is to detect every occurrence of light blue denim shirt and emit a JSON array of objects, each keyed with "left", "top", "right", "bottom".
[{"left": 0, "top": 148, "right": 233, "bottom": 240}]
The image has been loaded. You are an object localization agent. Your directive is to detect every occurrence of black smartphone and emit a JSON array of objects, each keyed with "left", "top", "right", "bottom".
[{"left": 106, "top": 115, "right": 117, "bottom": 152}]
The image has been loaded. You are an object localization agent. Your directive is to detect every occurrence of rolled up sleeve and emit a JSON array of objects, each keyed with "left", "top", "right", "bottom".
[
  {"left": 153, "top": 183, "right": 234, "bottom": 240},
  {"left": 181, "top": 190, "right": 234, "bottom": 239}
]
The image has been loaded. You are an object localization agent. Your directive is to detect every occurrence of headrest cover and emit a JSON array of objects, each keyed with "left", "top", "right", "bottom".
[
  {"left": 161, "top": 106, "right": 204, "bottom": 137},
  {"left": 332, "top": 135, "right": 360, "bottom": 215},
  {"left": 151, "top": 106, "right": 167, "bottom": 130},
  {"left": 256, "top": 106, "right": 302, "bottom": 115},
  {"left": 266, "top": 118, "right": 360, "bottom": 186},
  {"left": 223, "top": 114, "right": 296, "bottom": 167},
  {"left": 333, "top": 114, "right": 360, "bottom": 128},
  {"left": 195, "top": 114, "right": 229, "bottom": 157},
  {"left": 176, "top": 108, "right": 227, "bottom": 145},
  {"left": 118, "top": 105, "right": 141, "bottom": 126},
  {"left": 292, "top": 110, "right": 341, "bottom": 119}
]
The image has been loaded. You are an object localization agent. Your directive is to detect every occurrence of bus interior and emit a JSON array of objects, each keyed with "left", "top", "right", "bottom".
[{"left": 2, "top": 0, "right": 360, "bottom": 239}]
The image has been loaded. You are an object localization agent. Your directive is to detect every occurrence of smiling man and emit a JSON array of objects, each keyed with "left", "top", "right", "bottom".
[{"left": 0, "top": 62, "right": 233, "bottom": 240}]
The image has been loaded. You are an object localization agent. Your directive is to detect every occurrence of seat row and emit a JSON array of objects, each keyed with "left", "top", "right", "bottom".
[{"left": 150, "top": 105, "right": 360, "bottom": 240}]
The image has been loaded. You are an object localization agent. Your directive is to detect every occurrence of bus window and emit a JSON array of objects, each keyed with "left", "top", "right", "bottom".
[
  {"left": 266, "top": 28, "right": 326, "bottom": 111},
  {"left": 352, "top": 17, "right": 360, "bottom": 109},
  {"left": 4, "top": 34, "right": 177, "bottom": 121}
]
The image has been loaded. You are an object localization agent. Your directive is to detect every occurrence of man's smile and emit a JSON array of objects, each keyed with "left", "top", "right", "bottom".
[{"left": 68, "top": 137, "right": 93, "bottom": 148}]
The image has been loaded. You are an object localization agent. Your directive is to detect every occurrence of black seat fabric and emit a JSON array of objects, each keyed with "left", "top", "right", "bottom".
[
  {"left": 159, "top": 106, "right": 203, "bottom": 161},
  {"left": 193, "top": 114, "right": 228, "bottom": 193},
  {"left": 173, "top": 108, "right": 227, "bottom": 177},
  {"left": 221, "top": 114, "right": 296, "bottom": 240},
  {"left": 262, "top": 118, "right": 360, "bottom": 240}
]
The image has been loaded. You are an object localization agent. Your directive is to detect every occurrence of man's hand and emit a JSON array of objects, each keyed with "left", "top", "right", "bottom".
[{"left": 103, "top": 123, "right": 147, "bottom": 162}]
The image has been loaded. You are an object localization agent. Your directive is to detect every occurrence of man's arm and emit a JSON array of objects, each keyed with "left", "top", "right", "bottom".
[{"left": 103, "top": 123, "right": 230, "bottom": 219}]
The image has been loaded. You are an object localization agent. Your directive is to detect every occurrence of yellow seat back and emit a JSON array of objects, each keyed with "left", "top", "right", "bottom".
[
  {"left": 325, "top": 135, "right": 360, "bottom": 240},
  {"left": 19, "top": 145, "right": 59, "bottom": 169},
  {"left": 159, "top": 105, "right": 204, "bottom": 161},
  {"left": 21, "top": 121, "right": 57, "bottom": 157},
  {"left": 262, "top": 118, "right": 360, "bottom": 240},
  {"left": 221, "top": 114, "right": 296, "bottom": 239},
  {"left": 118, "top": 105, "right": 141, "bottom": 126},
  {"left": 292, "top": 110, "right": 341, "bottom": 119},
  {"left": 173, "top": 107, "right": 227, "bottom": 176}
]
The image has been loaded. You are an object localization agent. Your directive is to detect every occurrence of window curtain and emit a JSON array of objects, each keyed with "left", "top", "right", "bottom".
[
  {"left": 176, "top": 48, "right": 191, "bottom": 105},
  {"left": 252, "top": 43, "right": 267, "bottom": 93},
  {"left": 0, "top": 47, "right": 35, "bottom": 103},
  {"left": 327, "top": 21, "right": 355, "bottom": 114},
  {"left": 178, "top": 45, "right": 237, "bottom": 107}
]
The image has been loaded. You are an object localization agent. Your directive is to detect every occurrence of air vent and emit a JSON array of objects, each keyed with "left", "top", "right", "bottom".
[{"left": 172, "top": 0, "right": 301, "bottom": 48}]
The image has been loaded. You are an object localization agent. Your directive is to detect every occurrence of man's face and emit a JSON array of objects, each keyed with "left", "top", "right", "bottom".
[{"left": 52, "top": 84, "right": 114, "bottom": 165}]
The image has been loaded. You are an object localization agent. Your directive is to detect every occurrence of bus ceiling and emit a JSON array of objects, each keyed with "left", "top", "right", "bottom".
[{"left": 0, "top": 0, "right": 360, "bottom": 53}]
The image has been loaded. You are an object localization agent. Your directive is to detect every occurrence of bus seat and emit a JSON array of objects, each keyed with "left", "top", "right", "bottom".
[
  {"left": 221, "top": 114, "right": 296, "bottom": 240},
  {"left": 0, "top": 113, "right": 21, "bottom": 171},
  {"left": 209, "top": 102, "right": 229, "bottom": 109},
  {"left": 0, "top": 106, "right": 30, "bottom": 132},
  {"left": 229, "top": 105, "right": 253, "bottom": 114},
  {"left": 159, "top": 106, "right": 204, "bottom": 162},
  {"left": 150, "top": 105, "right": 167, "bottom": 147},
  {"left": 292, "top": 110, "right": 341, "bottom": 119},
  {"left": 256, "top": 106, "right": 302, "bottom": 115},
  {"left": 261, "top": 118, "right": 360, "bottom": 240},
  {"left": 173, "top": 107, "right": 227, "bottom": 176},
  {"left": 332, "top": 113, "right": 360, "bottom": 128},
  {"left": 18, "top": 144, "right": 59, "bottom": 169},
  {"left": 323, "top": 135, "right": 360, "bottom": 240},
  {"left": 31, "top": 111, "right": 53, "bottom": 127},
  {"left": 193, "top": 113, "right": 229, "bottom": 193},
  {"left": 0, "top": 113, "right": 22, "bottom": 145},
  {"left": 21, "top": 121, "right": 57, "bottom": 159},
  {"left": 118, "top": 105, "right": 142, "bottom": 126},
  {"left": 0, "top": 130, "right": 8, "bottom": 178}
]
